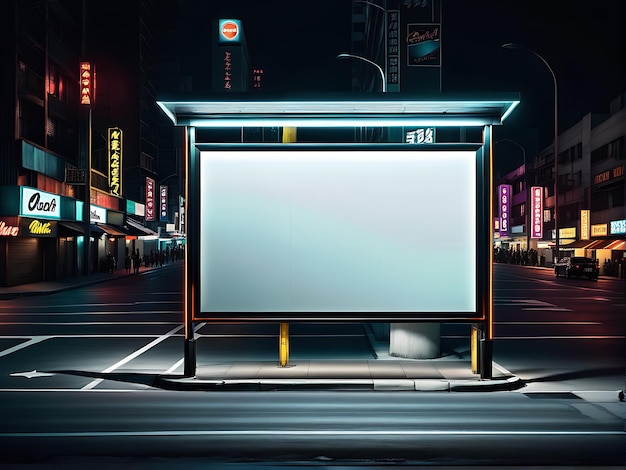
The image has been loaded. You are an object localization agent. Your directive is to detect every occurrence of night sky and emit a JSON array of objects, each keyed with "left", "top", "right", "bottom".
[{"left": 175, "top": 0, "right": 625, "bottom": 172}]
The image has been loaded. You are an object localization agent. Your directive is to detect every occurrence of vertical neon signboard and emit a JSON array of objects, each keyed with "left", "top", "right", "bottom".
[
  {"left": 80, "top": 62, "right": 93, "bottom": 106},
  {"left": 499, "top": 184, "right": 512, "bottom": 237},
  {"left": 145, "top": 177, "right": 155, "bottom": 221},
  {"left": 531, "top": 186, "right": 543, "bottom": 239},
  {"left": 160, "top": 185, "right": 168, "bottom": 221},
  {"left": 580, "top": 210, "right": 590, "bottom": 240},
  {"left": 108, "top": 127, "right": 122, "bottom": 196}
]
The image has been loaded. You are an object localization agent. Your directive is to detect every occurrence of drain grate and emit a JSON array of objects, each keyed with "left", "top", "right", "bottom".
[{"left": 524, "top": 392, "right": 581, "bottom": 399}]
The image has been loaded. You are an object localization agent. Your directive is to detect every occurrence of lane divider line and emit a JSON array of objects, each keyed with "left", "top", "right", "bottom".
[
  {"left": 81, "top": 324, "right": 183, "bottom": 390},
  {"left": 0, "top": 336, "right": 50, "bottom": 358}
]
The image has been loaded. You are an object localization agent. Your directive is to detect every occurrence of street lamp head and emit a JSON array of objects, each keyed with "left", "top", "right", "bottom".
[
  {"left": 501, "top": 43, "right": 519, "bottom": 50},
  {"left": 335, "top": 53, "right": 386, "bottom": 92}
]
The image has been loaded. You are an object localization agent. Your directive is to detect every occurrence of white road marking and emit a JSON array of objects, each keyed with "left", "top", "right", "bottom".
[
  {"left": 0, "top": 311, "right": 181, "bottom": 316},
  {"left": 0, "top": 322, "right": 181, "bottom": 326},
  {"left": 0, "top": 301, "right": 181, "bottom": 310},
  {"left": 492, "top": 361, "right": 513, "bottom": 376},
  {"left": 81, "top": 324, "right": 184, "bottom": 390},
  {"left": 165, "top": 358, "right": 184, "bottom": 374},
  {"left": 0, "top": 336, "right": 50, "bottom": 358},
  {"left": 0, "top": 335, "right": 183, "bottom": 339},
  {"left": 10, "top": 370, "right": 55, "bottom": 378}
]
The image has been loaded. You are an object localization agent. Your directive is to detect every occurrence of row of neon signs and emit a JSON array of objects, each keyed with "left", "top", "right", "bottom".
[
  {"left": 499, "top": 184, "right": 543, "bottom": 239},
  {"left": 145, "top": 178, "right": 168, "bottom": 222},
  {"left": 499, "top": 184, "right": 626, "bottom": 238}
]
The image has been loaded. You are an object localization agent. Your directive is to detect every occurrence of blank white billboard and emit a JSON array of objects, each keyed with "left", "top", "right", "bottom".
[{"left": 199, "top": 148, "right": 477, "bottom": 319}]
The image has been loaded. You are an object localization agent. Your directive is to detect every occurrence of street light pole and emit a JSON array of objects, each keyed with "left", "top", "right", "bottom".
[
  {"left": 336, "top": 53, "right": 386, "bottom": 92},
  {"left": 502, "top": 43, "right": 559, "bottom": 263}
]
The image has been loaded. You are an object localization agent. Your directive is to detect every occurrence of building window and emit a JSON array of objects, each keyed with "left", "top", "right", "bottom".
[
  {"left": 592, "top": 137, "right": 624, "bottom": 163},
  {"left": 543, "top": 209, "right": 551, "bottom": 223},
  {"left": 48, "top": 63, "right": 57, "bottom": 95}
]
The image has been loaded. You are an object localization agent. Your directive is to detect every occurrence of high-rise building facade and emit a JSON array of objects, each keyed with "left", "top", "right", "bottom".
[{"left": 0, "top": 0, "right": 176, "bottom": 287}]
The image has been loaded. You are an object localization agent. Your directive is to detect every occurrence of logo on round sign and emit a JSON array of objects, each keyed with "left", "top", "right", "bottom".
[{"left": 221, "top": 21, "right": 238, "bottom": 40}]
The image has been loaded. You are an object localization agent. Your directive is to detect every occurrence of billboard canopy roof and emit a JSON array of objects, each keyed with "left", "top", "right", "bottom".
[{"left": 157, "top": 93, "right": 520, "bottom": 128}]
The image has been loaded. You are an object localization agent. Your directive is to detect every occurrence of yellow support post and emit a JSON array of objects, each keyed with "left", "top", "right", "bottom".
[
  {"left": 282, "top": 127, "right": 297, "bottom": 143},
  {"left": 277, "top": 126, "right": 296, "bottom": 368},
  {"left": 279, "top": 322, "right": 289, "bottom": 367},
  {"left": 471, "top": 325, "right": 480, "bottom": 374}
]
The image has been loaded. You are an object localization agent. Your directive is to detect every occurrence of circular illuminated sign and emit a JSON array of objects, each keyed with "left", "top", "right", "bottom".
[{"left": 221, "top": 21, "right": 239, "bottom": 41}]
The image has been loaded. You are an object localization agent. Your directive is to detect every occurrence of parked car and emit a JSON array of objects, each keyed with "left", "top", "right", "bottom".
[{"left": 554, "top": 256, "right": 599, "bottom": 280}]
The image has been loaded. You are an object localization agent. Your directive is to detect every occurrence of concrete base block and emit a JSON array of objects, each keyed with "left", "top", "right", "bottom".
[{"left": 389, "top": 323, "right": 441, "bottom": 359}]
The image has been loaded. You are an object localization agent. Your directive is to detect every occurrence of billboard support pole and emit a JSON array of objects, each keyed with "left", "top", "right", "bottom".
[
  {"left": 183, "top": 126, "right": 197, "bottom": 377},
  {"left": 480, "top": 125, "right": 494, "bottom": 379}
]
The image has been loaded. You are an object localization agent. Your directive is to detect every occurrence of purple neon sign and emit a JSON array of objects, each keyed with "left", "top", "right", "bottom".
[
  {"left": 499, "top": 184, "right": 512, "bottom": 237},
  {"left": 531, "top": 186, "right": 543, "bottom": 239}
]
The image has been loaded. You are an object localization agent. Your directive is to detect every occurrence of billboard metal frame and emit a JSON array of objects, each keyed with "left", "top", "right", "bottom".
[{"left": 193, "top": 142, "right": 483, "bottom": 323}]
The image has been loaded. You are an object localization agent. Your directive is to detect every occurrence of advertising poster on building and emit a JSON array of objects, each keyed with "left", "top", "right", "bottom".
[
  {"left": 145, "top": 177, "right": 155, "bottom": 221},
  {"left": 20, "top": 188, "right": 60, "bottom": 220},
  {"left": 407, "top": 23, "right": 440, "bottom": 66}
]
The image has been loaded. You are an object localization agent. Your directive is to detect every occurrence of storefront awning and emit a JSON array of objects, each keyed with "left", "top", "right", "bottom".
[
  {"left": 562, "top": 238, "right": 626, "bottom": 250},
  {"left": 125, "top": 217, "right": 157, "bottom": 236},
  {"left": 58, "top": 222, "right": 105, "bottom": 237},
  {"left": 605, "top": 239, "right": 626, "bottom": 250},
  {"left": 563, "top": 239, "right": 599, "bottom": 249},
  {"left": 593, "top": 238, "right": 624, "bottom": 249},
  {"left": 97, "top": 224, "right": 127, "bottom": 237}
]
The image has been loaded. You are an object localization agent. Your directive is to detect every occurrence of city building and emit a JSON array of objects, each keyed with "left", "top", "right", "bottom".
[
  {"left": 1, "top": 0, "right": 89, "bottom": 286},
  {"left": 495, "top": 89, "right": 626, "bottom": 277},
  {"left": 0, "top": 0, "right": 175, "bottom": 287}
]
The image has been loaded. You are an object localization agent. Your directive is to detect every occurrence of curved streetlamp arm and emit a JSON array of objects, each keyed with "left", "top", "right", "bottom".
[
  {"left": 336, "top": 53, "right": 386, "bottom": 92},
  {"left": 496, "top": 138, "right": 526, "bottom": 166},
  {"left": 355, "top": 0, "right": 386, "bottom": 11},
  {"left": 502, "top": 42, "right": 559, "bottom": 259}
]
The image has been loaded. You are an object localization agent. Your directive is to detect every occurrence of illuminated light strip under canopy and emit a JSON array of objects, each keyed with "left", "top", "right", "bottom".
[{"left": 156, "top": 95, "right": 520, "bottom": 128}]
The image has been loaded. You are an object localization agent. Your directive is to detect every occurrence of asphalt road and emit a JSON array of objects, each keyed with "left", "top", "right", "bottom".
[
  {"left": 0, "top": 389, "right": 623, "bottom": 466},
  {"left": 0, "top": 261, "right": 623, "bottom": 466}
]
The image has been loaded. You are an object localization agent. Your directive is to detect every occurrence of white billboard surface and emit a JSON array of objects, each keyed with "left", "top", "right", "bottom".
[{"left": 200, "top": 149, "right": 476, "bottom": 316}]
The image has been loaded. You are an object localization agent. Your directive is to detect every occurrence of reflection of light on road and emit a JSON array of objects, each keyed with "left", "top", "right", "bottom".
[
  {"left": 0, "top": 322, "right": 181, "bottom": 326},
  {"left": 495, "top": 298, "right": 572, "bottom": 311},
  {"left": 489, "top": 335, "right": 623, "bottom": 340},
  {"left": 0, "top": 429, "right": 623, "bottom": 437},
  {"left": 496, "top": 321, "right": 600, "bottom": 325}
]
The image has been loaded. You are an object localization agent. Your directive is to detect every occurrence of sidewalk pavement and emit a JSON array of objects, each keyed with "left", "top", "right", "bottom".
[
  {"left": 1, "top": 262, "right": 525, "bottom": 392},
  {"left": 0, "top": 264, "right": 161, "bottom": 300}
]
